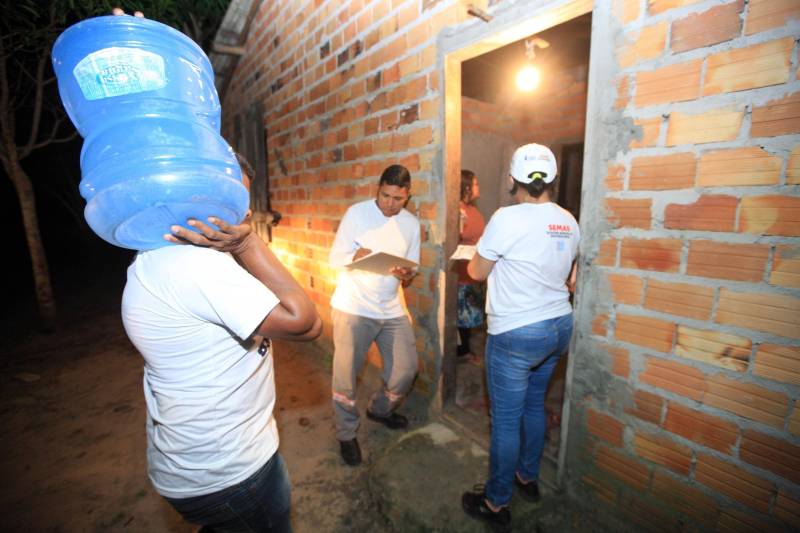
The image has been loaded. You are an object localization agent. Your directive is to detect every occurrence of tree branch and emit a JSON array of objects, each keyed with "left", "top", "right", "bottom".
[
  {"left": 19, "top": 117, "right": 77, "bottom": 158},
  {"left": 22, "top": 50, "right": 49, "bottom": 155}
]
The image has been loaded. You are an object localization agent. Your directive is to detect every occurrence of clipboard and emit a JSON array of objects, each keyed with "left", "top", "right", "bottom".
[{"left": 345, "top": 251, "right": 418, "bottom": 275}]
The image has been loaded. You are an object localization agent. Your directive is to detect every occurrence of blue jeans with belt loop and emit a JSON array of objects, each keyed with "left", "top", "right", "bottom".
[
  {"left": 165, "top": 452, "right": 292, "bottom": 533},
  {"left": 484, "top": 313, "right": 573, "bottom": 508}
]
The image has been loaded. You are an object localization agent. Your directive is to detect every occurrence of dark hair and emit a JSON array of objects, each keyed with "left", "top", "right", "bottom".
[
  {"left": 235, "top": 152, "right": 255, "bottom": 181},
  {"left": 509, "top": 174, "right": 559, "bottom": 199},
  {"left": 379, "top": 164, "right": 411, "bottom": 189},
  {"left": 460, "top": 169, "right": 476, "bottom": 203}
]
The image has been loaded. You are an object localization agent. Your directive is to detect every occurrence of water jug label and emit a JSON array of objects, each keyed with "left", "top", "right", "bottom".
[{"left": 73, "top": 47, "right": 166, "bottom": 100}]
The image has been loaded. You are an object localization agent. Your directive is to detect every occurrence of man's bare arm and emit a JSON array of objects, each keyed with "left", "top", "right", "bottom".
[{"left": 167, "top": 217, "right": 322, "bottom": 341}]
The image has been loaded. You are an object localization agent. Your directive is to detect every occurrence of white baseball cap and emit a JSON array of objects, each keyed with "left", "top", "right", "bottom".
[{"left": 509, "top": 143, "right": 557, "bottom": 184}]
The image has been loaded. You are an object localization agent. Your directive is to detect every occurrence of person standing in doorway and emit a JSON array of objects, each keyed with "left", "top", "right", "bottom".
[
  {"left": 328, "top": 164, "right": 420, "bottom": 466},
  {"left": 456, "top": 169, "right": 486, "bottom": 363},
  {"left": 123, "top": 155, "right": 322, "bottom": 533},
  {"left": 461, "top": 144, "right": 579, "bottom": 532}
]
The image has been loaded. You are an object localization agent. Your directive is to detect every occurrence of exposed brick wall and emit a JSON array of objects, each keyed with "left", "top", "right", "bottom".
[
  {"left": 462, "top": 64, "right": 589, "bottom": 151},
  {"left": 220, "top": 0, "right": 799, "bottom": 528},
  {"left": 462, "top": 96, "right": 527, "bottom": 142},
  {"left": 221, "top": 0, "right": 459, "bottom": 389},
  {"left": 576, "top": 0, "right": 800, "bottom": 529}
]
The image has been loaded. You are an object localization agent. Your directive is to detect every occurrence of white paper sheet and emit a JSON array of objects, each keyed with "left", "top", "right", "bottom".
[{"left": 449, "top": 244, "right": 476, "bottom": 261}]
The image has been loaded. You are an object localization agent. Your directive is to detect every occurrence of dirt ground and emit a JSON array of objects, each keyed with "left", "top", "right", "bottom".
[
  {"left": 0, "top": 257, "right": 595, "bottom": 533},
  {"left": 0, "top": 272, "right": 404, "bottom": 533}
]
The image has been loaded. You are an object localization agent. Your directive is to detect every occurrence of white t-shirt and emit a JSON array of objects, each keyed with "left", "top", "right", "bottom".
[
  {"left": 477, "top": 202, "right": 580, "bottom": 335},
  {"left": 121, "top": 245, "right": 281, "bottom": 499},
  {"left": 329, "top": 199, "right": 420, "bottom": 319}
]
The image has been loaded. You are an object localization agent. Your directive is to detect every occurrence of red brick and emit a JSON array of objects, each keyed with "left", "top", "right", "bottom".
[
  {"left": 770, "top": 245, "right": 800, "bottom": 288},
  {"left": 664, "top": 195, "right": 737, "bottom": 232},
  {"left": 650, "top": 470, "right": 719, "bottom": 527},
  {"left": 625, "top": 389, "right": 664, "bottom": 425},
  {"left": 592, "top": 313, "right": 610, "bottom": 337},
  {"left": 686, "top": 240, "right": 768, "bottom": 282},
  {"left": 582, "top": 474, "right": 617, "bottom": 505},
  {"left": 619, "top": 492, "right": 681, "bottom": 532},
  {"left": 616, "top": 314, "right": 676, "bottom": 353},
  {"left": 753, "top": 343, "right": 800, "bottom": 386},
  {"left": 633, "top": 431, "right": 692, "bottom": 475},
  {"left": 791, "top": 406, "right": 800, "bottom": 436},
  {"left": 666, "top": 107, "right": 744, "bottom": 146},
  {"left": 647, "top": 0, "right": 702, "bottom": 14},
  {"left": 716, "top": 288, "right": 800, "bottom": 339},
  {"left": 620, "top": 238, "right": 682, "bottom": 273},
  {"left": 695, "top": 454, "right": 775, "bottom": 513},
  {"left": 671, "top": 1, "right": 743, "bottom": 53},
  {"left": 705, "top": 373, "right": 789, "bottom": 428},
  {"left": 746, "top": 0, "right": 800, "bottom": 35},
  {"left": 751, "top": 92, "right": 800, "bottom": 138},
  {"left": 615, "top": 75, "right": 631, "bottom": 110},
  {"left": 409, "top": 125, "right": 433, "bottom": 148},
  {"left": 597, "top": 341, "right": 631, "bottom": 378},
  {"left": 739, "top": 195, "right": 800, "bottom": 237},
  {"left": 618, "top": 22, "right": 668, "bottom": 68},
  {"left": 629, "top": 153, "right": 695, "bottom": 190},
  {"left": 630, "top": 117, "right": 661, "bottom": 148},
  {"left": 787, "top": 146, "right": 800, "bottom": 184},
  {"left": 697, "top": 147, "right": 782, "bottom": 187},
  {"left": 596, "top": 239, "right": 617, "bottom": 267},
  {"left": 587, "top": 409, "right": 624, "bottom": 447},
  {"left": 605, "top": 198, "right": 651, "bottom": 229},
  {"left": 704, "top": 38, "right": 794, "bottom": 96},
  {"left": 608, "top": 273, "right": 644, "bottom": 305},
  {"left": 663, "top": 402, "right": 738, "bottom": 453},
  {"left": 675, "top": 326, "right": 751, "bottom": 372},
  {"left": 645, "top": 280, "right": 713, "bottom": 320},
  {"left": 609, "top": 345, "right": 630, "bottom": 378},
  {"left": 595, "top": 446, "right": 650, "bottom": 490},
  {"left": 716, "top": 508, "right": 782, "bottom": 533},
  {"left": 774, "top": 490, "right": 800, "bottom": 530},
  {"left": 740, "top": 430, "right": 800, "bottom": 484},
  {"left": 605, "top": 164, "right": 624, "bottom": 191},
  {"left": 639, "top": 357, "right": 705, "bottom": 401},
  {"left": 614, "top": 0, "right": 641, "bottom": 23},
  {"left": 635, "top": 60, "right": 701, "bottom": 106}
]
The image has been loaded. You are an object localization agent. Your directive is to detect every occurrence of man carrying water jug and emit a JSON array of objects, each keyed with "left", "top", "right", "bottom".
[{"left": 122, "top": 154, "right": 321, "bottom": 533}]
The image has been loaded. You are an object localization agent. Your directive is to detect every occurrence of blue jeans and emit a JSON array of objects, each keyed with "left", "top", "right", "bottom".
[
  {"left": 485, "top": 313, "right": 573, "bottom": 507},
  {"left": 165, "top": 453, "right": 292, "bottom": 533}
]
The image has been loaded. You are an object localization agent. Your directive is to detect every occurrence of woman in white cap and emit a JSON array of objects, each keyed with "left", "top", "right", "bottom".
[{"left": 461, "top": 143, "right": 579, "bottom": 532}]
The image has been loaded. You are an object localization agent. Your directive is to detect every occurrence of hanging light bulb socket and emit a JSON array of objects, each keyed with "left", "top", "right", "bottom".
[{"left": 516, "top": 37, "right": 549, "bottom": 92}]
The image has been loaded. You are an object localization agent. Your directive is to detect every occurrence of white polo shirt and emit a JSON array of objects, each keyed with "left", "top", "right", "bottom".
[
  {"left": 329, "top": 199, "right": 420, "bottom": 319},
  {"left": 121, "top": 245, "right": 280, "bottom": 498},
  {"left": 477, "top": 202, "right": 580, "bottom": 335}
]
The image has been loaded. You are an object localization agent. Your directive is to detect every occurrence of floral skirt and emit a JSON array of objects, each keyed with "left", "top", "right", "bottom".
[{"left": 457, "top": 284, "right": 484, "bottom": 329}]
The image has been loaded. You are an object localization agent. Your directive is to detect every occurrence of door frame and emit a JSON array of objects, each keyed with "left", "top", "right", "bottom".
[{"left": 438, "top": 0, "right": 605, "bottom": 489}]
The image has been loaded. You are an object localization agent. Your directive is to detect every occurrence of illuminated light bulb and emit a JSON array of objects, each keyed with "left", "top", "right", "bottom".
[{"left": 516, "top": 65, "right": 540, "bottom": 91}]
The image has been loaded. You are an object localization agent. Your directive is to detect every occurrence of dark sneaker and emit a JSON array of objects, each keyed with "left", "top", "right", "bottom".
[
  {"left": 339, "top": 438, "right": 362, "bottom": 466},
  {"left": 366, "top": 410, "right": 408, "bottom": 430},
  {"left": 514, "top": 474, "right": 541, "bottom": 503},
  {"left": 462, "top": 484, "right": 512, "bottom": 533}
]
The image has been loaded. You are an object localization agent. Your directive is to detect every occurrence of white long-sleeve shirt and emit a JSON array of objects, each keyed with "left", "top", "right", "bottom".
[{"left": 329, "top": 199, "right": 420, "bottom": 319}]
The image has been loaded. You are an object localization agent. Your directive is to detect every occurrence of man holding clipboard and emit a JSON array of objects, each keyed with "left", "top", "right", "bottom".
[{"left": 328, "top": 164, "right": 420, "bottom": 466}]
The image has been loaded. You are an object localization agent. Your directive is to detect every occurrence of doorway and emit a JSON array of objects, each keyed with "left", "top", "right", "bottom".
[{"left": 441, "top": 2, "right": 593, "bottom": 491}]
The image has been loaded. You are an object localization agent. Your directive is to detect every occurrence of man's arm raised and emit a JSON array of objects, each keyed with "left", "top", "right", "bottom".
[{"left": 167, "top": 217, "right": 322, "bottom": 341}]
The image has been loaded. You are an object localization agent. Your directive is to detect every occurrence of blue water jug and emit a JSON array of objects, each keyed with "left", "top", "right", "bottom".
[{"left": 51, "top": 15, "right": 248, "bottom": 250}]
